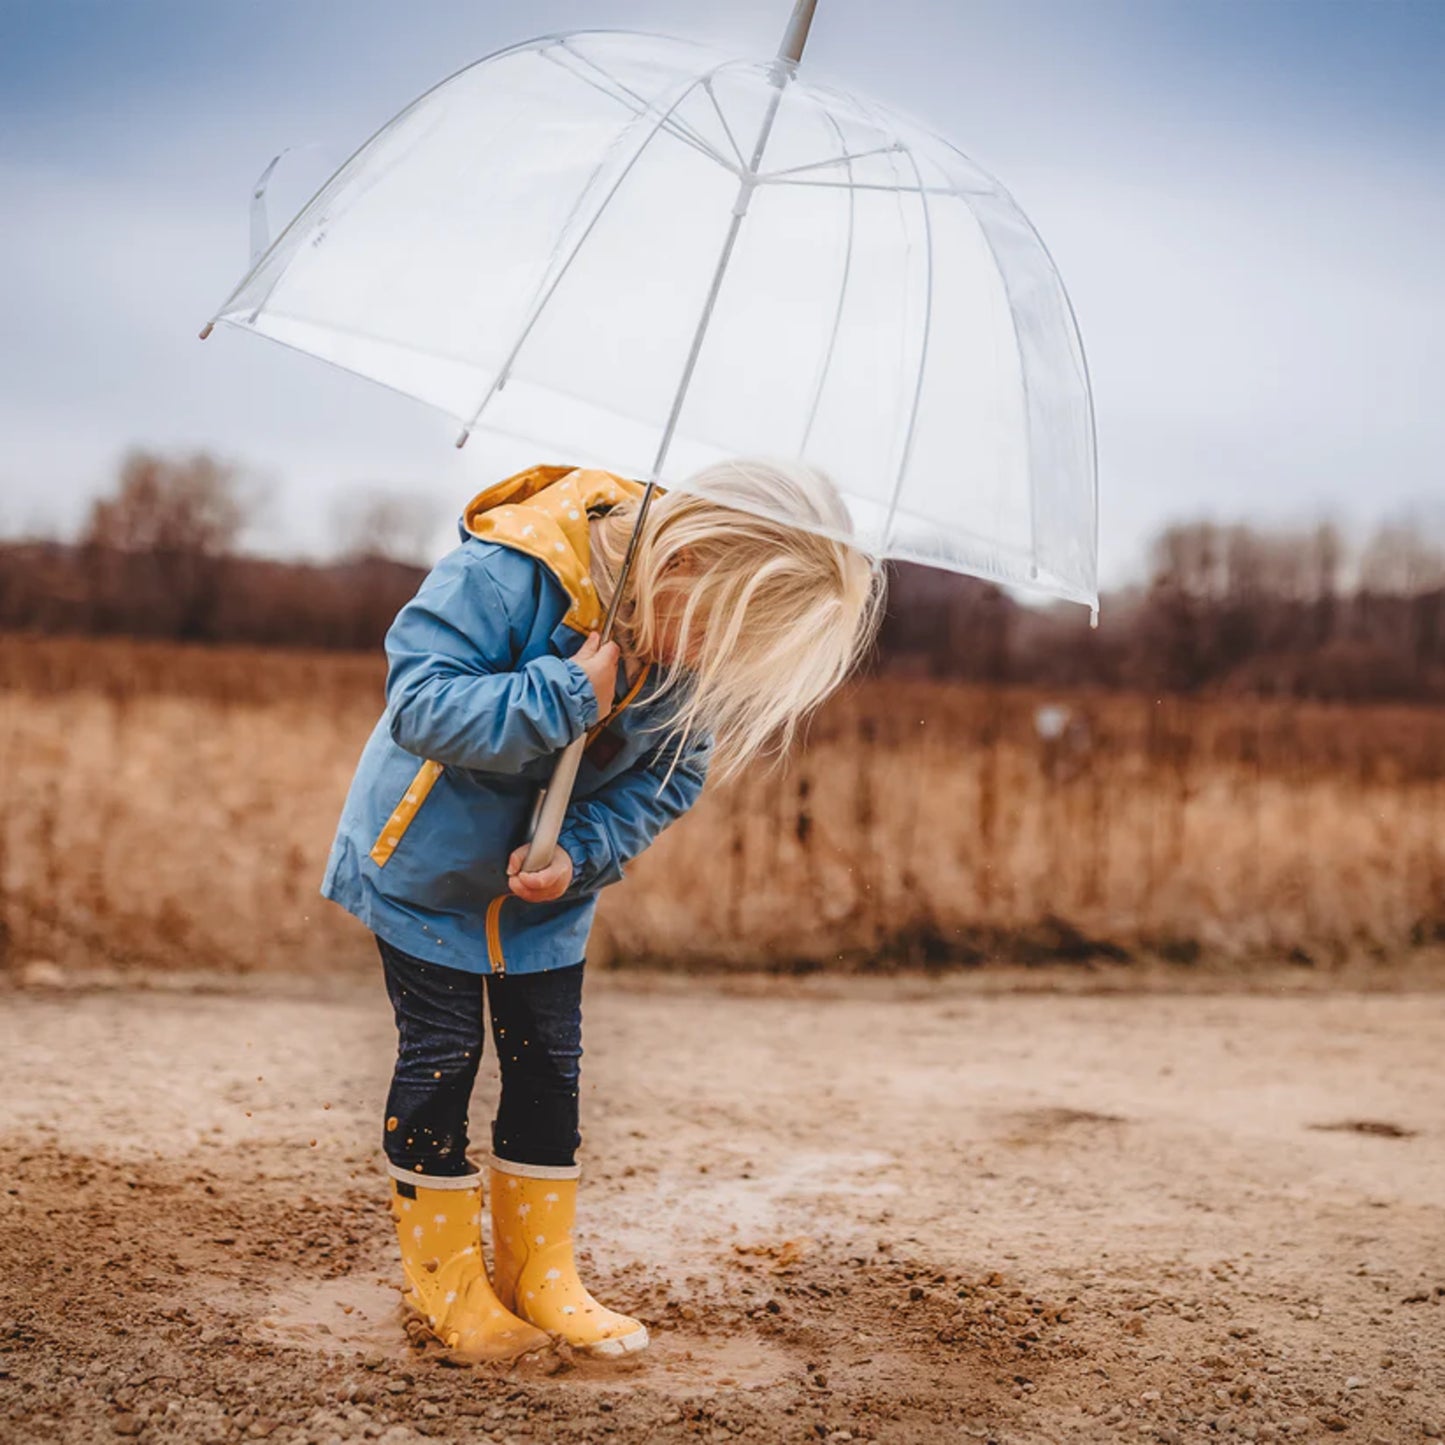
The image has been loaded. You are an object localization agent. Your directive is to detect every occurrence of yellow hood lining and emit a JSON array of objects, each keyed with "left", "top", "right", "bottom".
[{"left": 461, "top": 464, "right": 650, "bottom": 635}]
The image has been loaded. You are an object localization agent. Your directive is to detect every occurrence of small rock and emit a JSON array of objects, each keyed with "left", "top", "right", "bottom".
[
  {"left": 1345, "top": 1377, "right": 1366, "bottom": 1391},
  {"left": 112, "top": 1416, "right": 142, "bottom": 1438}
]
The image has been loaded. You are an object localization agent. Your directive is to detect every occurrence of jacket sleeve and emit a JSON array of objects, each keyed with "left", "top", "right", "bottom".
[
  {"left": 556, "top": 731, "right": 712, "bottom": 895},
  {"left": 383, "top": 545, "right": 600, "bottom": 772}
]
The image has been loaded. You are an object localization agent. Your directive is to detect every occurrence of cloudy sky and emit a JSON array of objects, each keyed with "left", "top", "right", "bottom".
[{"left": 2, "top": 0, "right": 1442, "bottom": 584}]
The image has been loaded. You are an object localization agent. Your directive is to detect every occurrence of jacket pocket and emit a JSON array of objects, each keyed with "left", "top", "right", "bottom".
[{"left": 369, "top": 759, "right": 445, "bottom": 867}]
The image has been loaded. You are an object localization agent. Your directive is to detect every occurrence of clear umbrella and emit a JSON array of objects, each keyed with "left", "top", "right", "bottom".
[{"left": 201, "top": 1, "right": 1098, "bottom": 862}]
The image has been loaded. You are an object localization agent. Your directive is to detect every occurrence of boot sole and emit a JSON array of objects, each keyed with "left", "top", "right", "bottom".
[
  {"left": 402, "top": 1301, "right": 551, "bottom": 1363},
  {"left": 586, "top": 1324, "right": 649, "bottom": 1357}
]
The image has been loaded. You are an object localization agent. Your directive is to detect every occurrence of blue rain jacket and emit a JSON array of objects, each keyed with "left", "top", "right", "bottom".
[{"left": 320, "top": 466, "right": 711, "bottom": 976}]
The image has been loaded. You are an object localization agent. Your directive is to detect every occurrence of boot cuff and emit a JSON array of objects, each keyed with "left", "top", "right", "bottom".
[
  {"left": 386, "top": 1161, "right": 481, "bottom": 1189},
  {"left": 488, "top": 1155, "right": 582, "bottom": 1181}
]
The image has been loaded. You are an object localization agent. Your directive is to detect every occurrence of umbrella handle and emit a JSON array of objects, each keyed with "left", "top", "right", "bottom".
[
  {"left": 778, "top": 0, "right": 817, "bottom": 65},
  {"left": 520, "top": 733, "right": 587, "bottom": 874}
]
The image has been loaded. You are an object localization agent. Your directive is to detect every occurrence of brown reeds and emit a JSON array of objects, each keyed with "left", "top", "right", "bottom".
[{"left": 1, "top": 636, "right": 1441, "bottom": 976}]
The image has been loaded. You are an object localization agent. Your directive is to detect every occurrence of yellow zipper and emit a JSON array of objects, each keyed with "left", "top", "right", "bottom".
[
  {"left": 485, "top": 894, "right": 507, "bottom": 975},
  {"left": 485, "top": 659, "right": 653, "bottom": 976}
]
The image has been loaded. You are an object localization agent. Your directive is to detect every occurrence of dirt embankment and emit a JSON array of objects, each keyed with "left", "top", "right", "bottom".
[{"left": 3, "top": 972, "right": 1443, "bottom": 1444}]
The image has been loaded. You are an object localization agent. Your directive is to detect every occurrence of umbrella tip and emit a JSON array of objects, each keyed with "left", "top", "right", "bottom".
[
  {"left": 198, "top": 321, "right": 214, "bottom": 341},
  {"left": 455, "top": 428, "right": 470, "bottom": 450}
]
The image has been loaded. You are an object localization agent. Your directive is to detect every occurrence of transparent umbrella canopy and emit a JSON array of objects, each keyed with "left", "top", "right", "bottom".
[
  {"left": 202, "top": 17, "right": 1097, "bottom": 611},
  {"left": 202, "top": 3, "right": 1098, "bottom": 867}
]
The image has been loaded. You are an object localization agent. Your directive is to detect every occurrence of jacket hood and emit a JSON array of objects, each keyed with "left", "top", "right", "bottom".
[{"left": 460, "top": 464, "right": 648, "bottom": 635}]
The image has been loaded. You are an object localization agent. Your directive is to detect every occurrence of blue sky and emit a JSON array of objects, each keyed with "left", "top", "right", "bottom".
[{"left": 2, "top": 0, "right": 1442, "bottom": 584}]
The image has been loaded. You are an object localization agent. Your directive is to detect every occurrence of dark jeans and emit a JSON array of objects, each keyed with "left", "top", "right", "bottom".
[{"left": 377, "top": 936, "right": 584, "bottom": 1176}]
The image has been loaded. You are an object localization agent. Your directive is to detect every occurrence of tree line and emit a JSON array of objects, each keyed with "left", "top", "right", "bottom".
[
  {"left": 883, "top": 518, "right": 1445, "bottom": 702},
  {"left": 2, "top": 449, "right": 1442, "bottom": 702}
]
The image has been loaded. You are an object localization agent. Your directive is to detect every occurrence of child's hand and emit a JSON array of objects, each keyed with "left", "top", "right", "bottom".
[
  {"left": 573, "top": 631, "right": 619, "bottom": 717},
  {"left": 507, "top": 843, "right": 574, "bottom": 903}
]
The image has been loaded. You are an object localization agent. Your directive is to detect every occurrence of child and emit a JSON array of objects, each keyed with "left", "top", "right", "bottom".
[{"left": 321, "top": 457, "right": 882, "bottom": 1362}]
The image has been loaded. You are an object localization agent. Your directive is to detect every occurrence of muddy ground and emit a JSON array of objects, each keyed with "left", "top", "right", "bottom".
[{"left": 2, "top": 969, "right": 1442, "bottom": 1444}]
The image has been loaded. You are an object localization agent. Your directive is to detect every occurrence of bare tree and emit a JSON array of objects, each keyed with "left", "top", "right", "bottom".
[
  {"left": 1358, "top": 524, "right": 1445, "bottom": 598},
  {"left": 81, "top": 450, "right": 250, "bottom": 640},
  {"left": 84, "top": 450, "right": 246, "bottom": 555},
  {"left": 333, "top": 487, "right": 440, "bottom": 566}
]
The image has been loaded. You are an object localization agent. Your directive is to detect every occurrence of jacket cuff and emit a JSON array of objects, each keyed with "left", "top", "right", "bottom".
[
  {"left": 530, "top": 653, "right": 600, "bottom": 738},
  {"left": 557, "top": 818, "right": 620, "bottom": 896}
]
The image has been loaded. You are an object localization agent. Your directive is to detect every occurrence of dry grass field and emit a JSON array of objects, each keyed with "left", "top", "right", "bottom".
[{"left": 1, "top": 633, "right": 1442, "bottom": 977}]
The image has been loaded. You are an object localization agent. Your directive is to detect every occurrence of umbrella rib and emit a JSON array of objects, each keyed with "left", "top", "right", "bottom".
[
  {"left": 840, "top": 114, "right": 923, "bottom": 554},
  {"left": 798, "top": 102, "right": 857, "bottom": 455},
  {"left": 932, "top": 135, "right": 1096, "bottom": 599},
  {"left": 873, "top": 127, "right": 936, "bottom": 557},
  {"left": 456, "top": 63, "right": 736, "bottom": 444},
  {"left": 642, "top": 73, "right": 791, "bottom": 482},
  {"left": 546, "top": 39, "right": 735, "bottom": 172},
  {"left": 759, "top": 143, "right": 902, "bottom": 180},
  {"left": 702, "top": 76, "right": 748, "bottom": 170},
  {"left": 756, "top": 177, "right": 960, "bottom": 196},
  {"left": 556, "top": 37, "right": 728, "bottom": 163}
]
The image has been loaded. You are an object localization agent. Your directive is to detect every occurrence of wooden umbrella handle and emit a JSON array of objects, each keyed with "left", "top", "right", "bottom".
[{"left": 520, "top": 733, "right": 587, "bottom": 873}]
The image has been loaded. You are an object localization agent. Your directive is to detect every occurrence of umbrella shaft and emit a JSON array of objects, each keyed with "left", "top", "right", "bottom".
[
  {"left": 599, "top": 479, "right": 658, "bottom": 643},
  {"left": 528, "top": 6, "right": 814, "bottom": 867},
  {"left": 597, "top": 49, "right": 794, "bottom": 640}
]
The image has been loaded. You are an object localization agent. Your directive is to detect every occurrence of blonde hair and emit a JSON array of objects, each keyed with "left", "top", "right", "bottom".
[{"left": 588, "top": 458, "right": 885, "bottom": 781}]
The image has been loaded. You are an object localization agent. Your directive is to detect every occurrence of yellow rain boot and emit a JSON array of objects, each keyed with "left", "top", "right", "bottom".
[
  {"left": 488, "top": 1157, "right": 649, "bottom": 1357},
  {"left": 388, "top": 1167, "right": 551, "bottom": 1362}
]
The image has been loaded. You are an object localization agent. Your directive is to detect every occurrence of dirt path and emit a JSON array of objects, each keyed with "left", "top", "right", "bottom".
[{"left": 3, "top": 972, "right": 1442, "bottom": 1444}]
